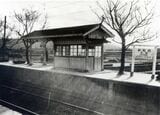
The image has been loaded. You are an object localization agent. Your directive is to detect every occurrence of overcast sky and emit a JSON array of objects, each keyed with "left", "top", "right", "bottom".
[
  {"left": 0, "top": 0, "right": 99, "bottom": 27},
  {"left": 0, "top": 0, "right": 160, "bottom": 45}
]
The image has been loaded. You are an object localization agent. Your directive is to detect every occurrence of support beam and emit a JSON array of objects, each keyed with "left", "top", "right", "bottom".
[
  {"left": 52, "top": 41, "right": 55, "bottom": 69},
  {"left": 151, "top": 46, "right": 158, "bottom": 79},
  {"left": 41, "top": 40, "right": 47, "bottom": 65},
  {"left": 85, "top": 43, "right": 89, "bottom": 72},
  {"left": 101, "top": 44, "right": 104, "bottom": 71},
  {"left": 29, "top": 39, "right": 33, "bottom": 66}
]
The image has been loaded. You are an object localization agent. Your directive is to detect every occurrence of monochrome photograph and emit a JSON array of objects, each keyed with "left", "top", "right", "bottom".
[{"left": 0, "top": 0, "right": 160, "bottom": 114}]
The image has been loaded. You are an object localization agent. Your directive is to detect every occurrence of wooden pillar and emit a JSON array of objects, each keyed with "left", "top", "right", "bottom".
[
  {"left": 44, "top": 41, "right": 47, "bottom": 65},
  {"left": 85, "top": 43, "right": 89, "bottom": 72},
  {"left": 52, "top": 41, "right": 55, "bottom": 69},
  {"left": 43, "top": 45, "right": 47, "bottom": 65},
  {"left": 151, "top": 46, "right": 158, "bottom": 79},
  {"left": 101, "top": 44, "right": 104, "bottom": 71},
  {"left": 41, "top": 40, "right": 47, "bottom": 65},
  {"left": 29, "top": 39, "right": 33, "bottom": 66}
]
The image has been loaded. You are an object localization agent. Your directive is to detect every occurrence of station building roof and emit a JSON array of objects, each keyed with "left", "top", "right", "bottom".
[{"left": 22, "top": 23, "right": 114, "bottom": 39}]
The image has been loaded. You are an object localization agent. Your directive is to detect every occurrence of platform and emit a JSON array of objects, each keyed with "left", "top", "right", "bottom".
[{"left": 0, "top": 62, "right": 160, "bottom": 87}]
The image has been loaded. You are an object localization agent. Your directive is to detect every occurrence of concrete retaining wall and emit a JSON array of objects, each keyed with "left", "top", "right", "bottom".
[{"left": 0, "top": 65, "right": 160, "bottom": 115}]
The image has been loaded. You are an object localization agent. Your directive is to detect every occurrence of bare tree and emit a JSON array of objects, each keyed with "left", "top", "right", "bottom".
[
  {"left": 0, "top": 16, "right": 15, "bottom": 61},
  {"left": 0, "top": 16, "right": 14, "bottom": 49},
  {"left": 14, "top": 8, "right": 47, "bottom": 64},
  {"left": 96, "top": 0, "right": 155, "bottom": 75},
  {"left": 0, "top": 19, "right": 5, "bottom": 48}
]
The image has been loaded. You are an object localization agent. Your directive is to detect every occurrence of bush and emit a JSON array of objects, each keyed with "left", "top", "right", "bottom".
[{"left": 13, "top": 60, "right": 25, "bottom": 64}]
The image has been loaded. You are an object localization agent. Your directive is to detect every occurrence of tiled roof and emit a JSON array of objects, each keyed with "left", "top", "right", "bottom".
[
  {"left": 24, "top": 24, "right": 99, "bottom": 38},
  {"left": 23, "top": 23, "right": 114, "bottom": 39}
]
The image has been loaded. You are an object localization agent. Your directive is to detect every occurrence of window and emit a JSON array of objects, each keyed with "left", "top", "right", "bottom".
[
  {"left": 70, "top": 45, "right": 77, "bottom": 56},
  {"left": 56, "top": 45, "right": 70, "bottom": 56},
  {"left": 55, "top": 46, "right": 62, "bottom": 56},
  {"left": 88, "top": 46, "right": 95, "bottom": 56},
  {"left": 55, "top": 45, "right": 88, "bottom": 57},
  {"left": 62, "top": 46, "right": 70, "bottom": 56},
  {"left": 78, "top": 45, "right": 85, "bottom": 56},
  {"left": 95, "top": 46, "right": 101, "bottom": 57},
  {"left": 89, "top": 49, "right": 95, "bottom": 56}
]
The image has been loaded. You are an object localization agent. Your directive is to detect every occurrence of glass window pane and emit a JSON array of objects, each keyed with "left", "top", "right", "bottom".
[
  {"left": 78, "top": 45, "right": 81, "bottom": 49},
  {"left": 70, "top": 45, "right": 77, "bottom": 56},
  {"left": 56, "top": 46, "right": 62, "bottom": 56}
]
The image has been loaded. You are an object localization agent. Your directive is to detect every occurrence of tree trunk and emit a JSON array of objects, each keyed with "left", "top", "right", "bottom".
[
  {"left": 45, "top": 46, "right": 48, "bottom": 62},
  {"left": 25, "top": 47, "right": 30, "bottom": 64},
  {"left": 1, "top": 38, "right": 6, "bottom": 49},
  {"left": 118, "top": 41, "right": 126, "bottom": 75}
]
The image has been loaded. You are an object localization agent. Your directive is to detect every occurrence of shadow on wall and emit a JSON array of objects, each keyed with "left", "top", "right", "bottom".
[{"left": 0, "top": 65, "right": 160, "bottom": 115}]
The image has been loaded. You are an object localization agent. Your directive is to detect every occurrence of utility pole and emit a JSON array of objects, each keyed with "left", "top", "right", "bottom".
[
  {"left": 2, "top": 16, "right": 6, "bottom": 48},
  {"left": 1, "top": 16, "right": 8, "bottom": 61}
]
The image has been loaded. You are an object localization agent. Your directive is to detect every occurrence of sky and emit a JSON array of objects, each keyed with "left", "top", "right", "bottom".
[
  {"left": 0, "top": 0, "right": 160, "bottom": 45},
  {"left": 0, "top": 0, "right": 99, "bottom": 27}
]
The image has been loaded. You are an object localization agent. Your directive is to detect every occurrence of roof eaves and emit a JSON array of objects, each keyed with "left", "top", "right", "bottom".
[
  {"left": 101, "top": 25, "right": 114, "bottom": 37},
  {"left": 22, "top": 33, "right": 83, "bottom": 39},
  {"left": 83, "top": 24, "right": 114, "bottom": 38},
  {"left": 83, "top": 25, "right": 100, "bottom": 36}
]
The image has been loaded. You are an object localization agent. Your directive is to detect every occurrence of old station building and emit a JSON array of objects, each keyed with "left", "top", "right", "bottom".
[{"left": 23, "top": 23, "right": 114, "bottom": 72}]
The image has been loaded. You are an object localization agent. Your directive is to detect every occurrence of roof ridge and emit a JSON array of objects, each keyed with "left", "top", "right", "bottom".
[{"left": 36, "top": 23, "right": 100, "bottom": 32}]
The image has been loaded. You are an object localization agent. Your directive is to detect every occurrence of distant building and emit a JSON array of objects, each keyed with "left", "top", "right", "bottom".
[{"left": 23, "top": 23, "right": 114, "bottom": 72}]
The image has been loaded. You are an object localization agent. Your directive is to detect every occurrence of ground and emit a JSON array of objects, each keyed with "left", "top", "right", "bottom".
[
  {"left": 0, "top": 61, "right": 160, "bottom": 87},
  {"left": 0, "top": 105, "right": 21, "bottom": 115}
]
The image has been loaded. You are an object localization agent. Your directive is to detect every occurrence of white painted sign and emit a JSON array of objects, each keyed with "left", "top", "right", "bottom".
[{"left": 135, "top": 47, "right": 154, "bottom": 59}]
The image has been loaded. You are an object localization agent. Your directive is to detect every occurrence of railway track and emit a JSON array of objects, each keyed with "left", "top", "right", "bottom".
[
  {"left": 0, "top": 98, "right": 39, "bottom": 115},
  {"left": 0, "top": 80, "right": 105, "bottom": 115}
]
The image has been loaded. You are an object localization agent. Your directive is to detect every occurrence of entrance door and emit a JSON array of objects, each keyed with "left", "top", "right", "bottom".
[{"left": 94, "top": 46, "right": 102, "bottom": 71}]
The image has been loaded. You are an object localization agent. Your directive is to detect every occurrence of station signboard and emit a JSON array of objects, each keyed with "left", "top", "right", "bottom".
[{"left": 135, "top": 47, "right": 154, "bottom": 60}]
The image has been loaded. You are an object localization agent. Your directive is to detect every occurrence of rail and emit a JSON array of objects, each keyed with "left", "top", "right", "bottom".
[
  {"left": 0, "top": 98, "right": 39, "bottom": 115},
  {"left": 0, "top": 83, "right": 104, "bottom": 115}
]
